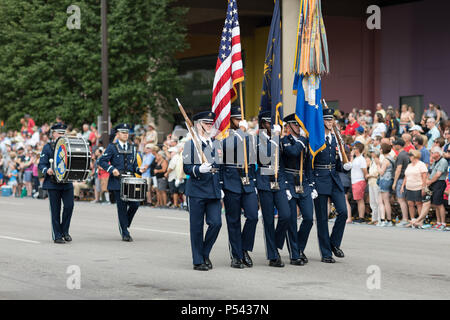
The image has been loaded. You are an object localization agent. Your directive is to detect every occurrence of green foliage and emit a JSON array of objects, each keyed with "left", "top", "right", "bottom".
[{"left": 0, "top": 0, "right": 187, "bottom": 130}]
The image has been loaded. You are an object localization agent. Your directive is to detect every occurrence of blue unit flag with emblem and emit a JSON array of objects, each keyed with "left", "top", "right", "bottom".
[
  {"left": 259, "top": 0, "right": 282, "bottom": 125},
  {"left": 293, "top": 74, "right": 326, "bottom": 163}
]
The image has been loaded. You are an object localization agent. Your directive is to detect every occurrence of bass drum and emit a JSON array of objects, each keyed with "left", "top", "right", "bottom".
[{"left": 53, "top": 136, "right": 91, "bottom": 183}]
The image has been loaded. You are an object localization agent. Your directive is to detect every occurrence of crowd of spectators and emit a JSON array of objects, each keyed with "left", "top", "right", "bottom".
[
  {"left": 333, "top": 102, "right": 450, "bottom": 230},
  {"left": 0, "top": 116, "right": 187, "bottom": 210},
  {"left": 1, "top": 101, "right": 449, "bottom": 230}
]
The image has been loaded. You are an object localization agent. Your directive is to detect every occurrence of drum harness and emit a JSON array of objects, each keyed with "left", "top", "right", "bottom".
[{"left": 114, "top": 142, "right": 136, "bottom": 177}]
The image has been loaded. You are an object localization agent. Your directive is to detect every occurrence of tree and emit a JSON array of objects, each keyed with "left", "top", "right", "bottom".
[{"left": 0, "top": 0, "right": 187, "bottom": 130}]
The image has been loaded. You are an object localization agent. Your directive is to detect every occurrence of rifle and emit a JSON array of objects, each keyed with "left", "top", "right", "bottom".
[
  {"left": 322, "top": 99, "right": 349, "bottom": 164},
  {"left": 176, "top": 98, "right": 208, "bottom": 164}
]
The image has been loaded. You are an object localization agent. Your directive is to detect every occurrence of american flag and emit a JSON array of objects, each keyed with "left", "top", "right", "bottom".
[{"left": 211, "top": 0, "right": 244, "bottom": 138}]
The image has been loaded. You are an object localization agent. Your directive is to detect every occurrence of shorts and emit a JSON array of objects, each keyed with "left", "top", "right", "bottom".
[
  {"left": 168, "top": 180, "right": 178, "bottom": 194},
  {"left": 396, "top": 179, "right": 406, "bottom": 198},
  {"left": 378, "top": 179, "right": 393, "bottom": 193},
  {"left": 343, "top": 186, "right": 350, "bottom": 194},
  {"left": 177, "top": 181, "right": 185, "bottom": 194},
  {"left": 429, "top": 180, "right": 446, "bottom": 206},
  {"left": 352, "top": 180, "right": 366, "bottom": 201},
  {"left": 406, "top": 189, "right": 422, "bottom": 202},
  {"left": 24, "top": 171, "right": 33, "bottom": 183},
  {"left": 145, "top": 177, "right": 152, "bottom": 188},
  {"left": 8, "top": 180, "right": 18, "bottom": 187},
  {"left": 157, "top": 177, "right": 168, "bottom": 191}
]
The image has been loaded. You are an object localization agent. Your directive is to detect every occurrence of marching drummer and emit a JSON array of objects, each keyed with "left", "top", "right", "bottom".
[
  {"left": 98, "top": 123, "right": 143, "bottom": 242},
  {"left": 38, "top": 123, "right": 75, "bottom": 244}
]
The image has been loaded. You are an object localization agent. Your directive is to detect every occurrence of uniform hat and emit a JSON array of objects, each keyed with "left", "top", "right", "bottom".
[
  {"left": 116, "top": 123, "right": 131, "bottom": 133},
  {"left": 356, "top": 126, "right": 364, "bottom": 134},
  {"left": 193, "top": 111, "right": 215, "bottom": 123},
  {"left": 258, "top": 110, "right": 272, "bottom": 123},
  {"left": 230, "top": 106, "right": 242, "bottom": 119},
  {"left": 323, "top": 108, "right": 335, "bottom": 120},
  {"left": 283, "top": 113, "right": 299, "bottom": 124},
  {"left": 50, "top": 122, "right": 67, "bottom": 134}
]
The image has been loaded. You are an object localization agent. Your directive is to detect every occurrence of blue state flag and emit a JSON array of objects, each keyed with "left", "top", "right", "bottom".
[
  {"left": 260, "top": 0, "right": 282, "bottom": 125},
  {"left": 293, "top": 74, "right": 326, "bottom": 162}
]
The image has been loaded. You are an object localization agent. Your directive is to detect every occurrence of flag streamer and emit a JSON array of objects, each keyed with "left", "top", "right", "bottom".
[{"left": 293, "top": 0, "right": 329, "bottom": 166}]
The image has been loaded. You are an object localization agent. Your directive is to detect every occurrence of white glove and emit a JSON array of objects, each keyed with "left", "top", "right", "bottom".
[
  {"left": 199, "top": 163, "right": 212, "bottom": 173},
  {"left": 343, "top": 162, "right": 352, "bottom": 171},
  {"left": 239, "top": 120, "right": 248, "bottom": 131},
  {"left": 311, "top": 189, "right": 318, "bottom": 199},
  {"left": 286, "top": 190, "right": 292, "bottom": 201},
  {"left": 255, "top": 188, "right": 258, "bottom": 195},
  {"left": 221, "top": 190, "right": 225, "bottom": 199},
  {"left": 272, "top": 125, "right": 281, "bottom": 135}
]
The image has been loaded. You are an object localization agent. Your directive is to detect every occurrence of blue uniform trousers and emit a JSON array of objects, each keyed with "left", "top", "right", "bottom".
[
  {"left": 48, "top": 189, "right": 74, "bottom": 240},
  {"left": 314, "top": 187, "right": 347, "bottom": 258},
  {"left": 282, "top": 194, "right": 314, "bottom": 259},
  {"left": 188, "top": 196, "right": 222, "bottom": 265},
  {"left": 223, "top": 190, "right": 258, "bottom": 259},
  {"left": 112, "top": 190, "right": 139, "bottom": 237},
  {"left": 258, "top": 190, "right": 290, "bottom": 260}
]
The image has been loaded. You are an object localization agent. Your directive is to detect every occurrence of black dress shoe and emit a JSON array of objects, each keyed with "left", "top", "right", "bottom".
[
  {"left": 204, "top": 257, "right": 213, "bottom": 269},
  {"left": 193, "top": 264, "right": 209, "bottom": 271},
  {"left": 231, "top": 258, "right": 245, "bottom": 269},
  {"left": 299, "top": 251, "right": 308, "bottom": 264},
  {"left": 321, "top": 257, "right": 336, "bottom": 263},
  {"left": 63, "top": 234, "right": 72, "bottom": 242},
  {"left": 242, "top": 251, "right": 253, "bottom": 267},
  {"left": 290, "top": 258, "right": 305, "bottom": 266},
  {"left": 122, "top": 235, "right": 133, "bottom": 242},
  {"left": 54, "top": 238, "right": 65, "bottom": 244},
  {"left": 269, "top": 257, "right": 285, "bottom": 267},
  {"left": 332, "top": 246, "right": 345, "bottom": 258}
]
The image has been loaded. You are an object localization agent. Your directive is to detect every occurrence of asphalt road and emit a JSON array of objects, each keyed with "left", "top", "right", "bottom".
[{"left": 0, "top": 197, "right": 449, "bottom": 300}]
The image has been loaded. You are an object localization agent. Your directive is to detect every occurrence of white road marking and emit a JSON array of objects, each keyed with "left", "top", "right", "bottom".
[
  {"left": 156, "top": 216, "right": 189, "bottom": 221},
  {"left": 0, "top": 236, "right": 40, "bottom": 244},
  {"left": 0, "top": 201, "right": 25, "bottom": 206},
  {"left": 131, "top": 227, "right": 188, "bottom": 236}
]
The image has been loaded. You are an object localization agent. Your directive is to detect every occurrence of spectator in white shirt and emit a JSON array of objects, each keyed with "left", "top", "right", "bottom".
[{"left": 350, "top": 142, "right": 368, "bottom": 223}]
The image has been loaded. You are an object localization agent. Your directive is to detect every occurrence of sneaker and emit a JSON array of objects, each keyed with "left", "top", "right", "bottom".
[
  {"left": 396, "top": 220, "right": 409, "bottom": 227},
  {"left": 420, "top": 224, "right": 432, "bottom": 229},
  {"left": 376, "top": 221, "right": 386, "bottom": 227},
  {"left": 436, "top": 224, "right": 446, "bottom": 231},
  {"left": 431, "top": 223, "right": 441, "bottom": 230},
  {"left": 384, "top": 221, "right": 393, "bottom": 227},
  {"left": 444, "top": 227, "right": 450, "bottom": 232}
]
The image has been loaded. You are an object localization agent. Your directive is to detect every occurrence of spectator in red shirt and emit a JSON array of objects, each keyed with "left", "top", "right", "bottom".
[
  {"left": 342, "top": 113, "right": 360, "bottom": 136},
  {"left": 24, "top": 114, "right": 35, "bottom": 135},
  {"left": 402, "top": 133, "right": 415, "bottom": 153}
]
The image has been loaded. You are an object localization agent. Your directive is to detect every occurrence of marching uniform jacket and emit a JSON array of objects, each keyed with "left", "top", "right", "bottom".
[
  {"left": 221, "top": 129, "right": 256, "bottom": 194},
  {"left": 255, "top": 132, "right": 288, "bottom": 191},
  {"left": 38, "top": 142, "right": 73, "bottom": 190},
  {"left": 183, "top": 138, "right": 221, "bottom": 199},
  {"left": 311, "top": 133, "right": 345, "bottom": 195},
  {"left": 98, "top": 141, "right": 141, "bottom": 191},
  {"left": 281, "top": 134, "right": 313, "bottom": 198}
]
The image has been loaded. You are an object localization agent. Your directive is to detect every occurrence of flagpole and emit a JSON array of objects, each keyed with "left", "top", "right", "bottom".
[
  {"left": 274, "top": 111, "right": 279, "bottom": 182},
  {"left": 239, "top": 83, "right": 249, "bottom": 179}
]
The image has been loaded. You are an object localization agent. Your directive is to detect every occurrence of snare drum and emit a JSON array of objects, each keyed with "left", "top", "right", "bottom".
[
  {"left": 53, "top": 136, "right": 91, "bottom": 183},
  {"left": 120, "top": 176, "right": 147, "bottom": 202}
]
